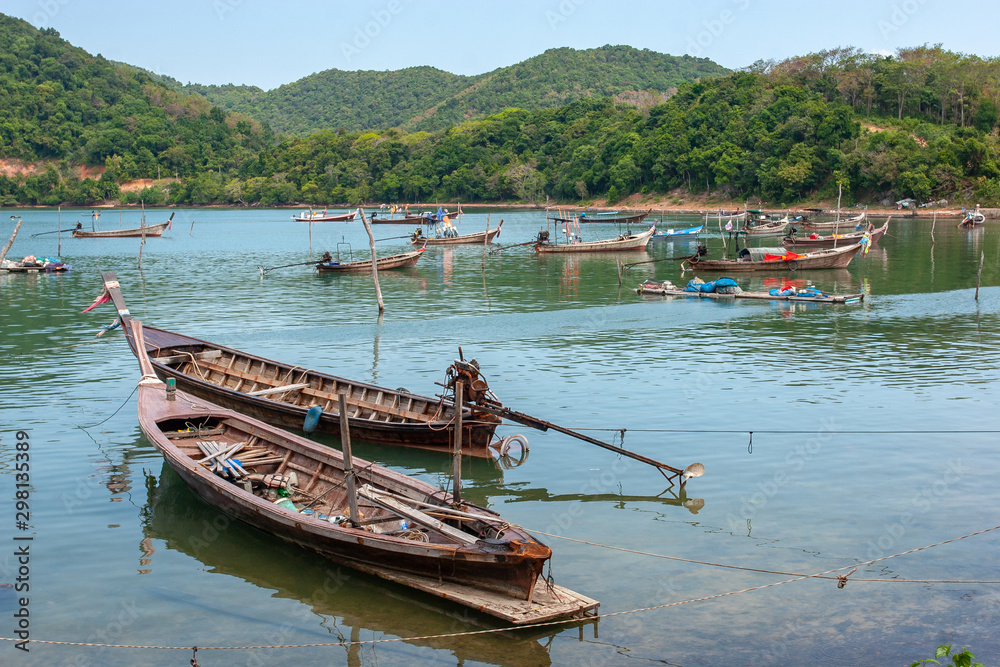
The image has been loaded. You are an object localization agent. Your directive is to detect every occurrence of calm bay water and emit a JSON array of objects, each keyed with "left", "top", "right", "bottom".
[{"left": 1, "top": 208, "right": 999, "bottom": 666}]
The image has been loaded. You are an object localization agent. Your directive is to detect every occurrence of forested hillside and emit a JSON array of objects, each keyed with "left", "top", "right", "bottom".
[
  {"left": 2, "top": 11, "right": 999, "bottom": 210},
  {"left": 178, "top": 46, "right": 728, "bottom": 135},
  {"left": 0, "top": 14, "right": 271, "bottom": 204}
]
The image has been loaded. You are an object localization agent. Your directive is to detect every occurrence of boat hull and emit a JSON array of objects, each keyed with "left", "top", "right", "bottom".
[
  {"left": 316, "top": 249, "right": 425, "bottom": 273},
  {"left": 411, "top": 224, "right": 501, "bottom": 246},
  {"left": 783, "top": 221, "right": 888, "bottom": 248},
  {"left": 686, "top": 243, "right": 863, "bottom": 272},
  {"left": 536, "top": 225, "right": 656, "bottom": 253},
  {"left": 137, "top": 378, "right": 546, "bottom": 602},
  {"left": 292, "top": 213, "right": 356, "bottom": 222},
  {"left": 72, "top": 220, "right": 170, "bottom": 238}
]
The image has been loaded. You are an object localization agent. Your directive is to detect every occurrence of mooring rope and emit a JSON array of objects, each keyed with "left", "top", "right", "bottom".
[
  {"left": 3, "top": 525, "right": 996, "bottom": 652},
  {"left": 524, "top": 524, "right": 1000, "bottom": 584}
]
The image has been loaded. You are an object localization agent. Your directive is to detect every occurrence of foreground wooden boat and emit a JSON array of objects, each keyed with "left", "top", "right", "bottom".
[
  {"left": 411, "top": 221, "right": 502, "bottom": 246},
  {"left": 683, "top": 242, "right": 863, "bottom": 272},
  {"left": 316, "top": 248, "right": 425, "bottom": 273},
  {"left": 783, "top": 220, "right": 889, "bottom": 248},
  {"left": 72, "top": 213, "right": 173, "bottom": 238},
  {"left": 636, "top": 279, "right": 863, "bottom": 303},
  {"left": 292, "top": 210, "right": 356, "bottom": 222},
  {"left": 535, "top": 223, "right": 656, "bottom": 253},
  {"left": 125, "top": 319, "right": 595, "bottom": 622},
  {"left": 95, "top": 272, "right": 503, "bottom": 455}
]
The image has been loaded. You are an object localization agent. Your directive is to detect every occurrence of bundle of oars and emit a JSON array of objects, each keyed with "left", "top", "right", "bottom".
[{"left": 195, "top": 441, "right": 249, "bottom": 479}]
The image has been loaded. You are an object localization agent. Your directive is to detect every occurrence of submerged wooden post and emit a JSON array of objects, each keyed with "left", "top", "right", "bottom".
[
  {"left": 138, "top": 201, "right": 147, "bottom": 269},
  {"left": 338, "top": 393, "right": 361, "bottom": 526},
  {"left": 976, "top": 250, "right": 984, "bottom": 301},
  {"left": 357, "top": 207, "right": 385, "bottom": 313},
  {"left": 1, "top": 217, "right": 23, "bottom": 266},
  {"left": 452, "top": 380, "right": 464, "bottom": 505}
]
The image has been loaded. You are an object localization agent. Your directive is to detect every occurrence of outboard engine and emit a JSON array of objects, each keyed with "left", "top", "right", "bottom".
[{"left": 536, "top": 230, "right": 550, "bottom": 243}]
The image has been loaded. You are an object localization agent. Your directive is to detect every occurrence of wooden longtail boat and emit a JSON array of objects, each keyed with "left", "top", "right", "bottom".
[
  {"left": 316, "top": 248, "right": 425, "bottom": 273},
  {"left": 636, "top": 279, "right": 864, "bottom": 303},
  {"left": 742, "top": 217, "right": 790, "bottom": 236},
  {"left": 97, "top": 272, "right": 502, "bottom": 455},
  {"left": 72, "top": 213, "right": 173, "bottom": 238},
  {"left": 958, "top": 210, "right": 985, "bottom": 228},
  {"left": 371, "top": 213, "right": 433, "bottom": 224},
  {"left": 125, "top": 319, "right": 594, "bottom": 621},
  {"left": 410, "top": 221, "right": 502, "bottom": 246},
  {"left": 652, "top": 224, "right": 703, "bottom": 239},
  {"left": 683, "top": 242, "right": 864, "bottom": 272},
  {"left": 535, "top": 223, "right": 656, "bottom": 253},
  {"left": 292, "top": 211, "right": 356, "bottom": 222},
  {"left": 799, "top": 212, "right": 866, "bottom": 231},
  {"left": 552, "top": 209, "right": 650, "bottom": 225},
  {"left": 783, "top": 220, "right": 889, "bottom": 248},
  {"left": 1, "top": 257, "right": 71, "bottom": 273}
]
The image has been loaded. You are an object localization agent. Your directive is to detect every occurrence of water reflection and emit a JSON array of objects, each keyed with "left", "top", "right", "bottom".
[
  {"left": 502, "top": 483, "right": 705, "bottom": 515},
  {"left": 143, "top": 464, "right": 593, "bottom": 666}
]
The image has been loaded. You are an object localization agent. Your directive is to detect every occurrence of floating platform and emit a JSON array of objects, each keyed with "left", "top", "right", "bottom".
[
  {"left": 353, "top": 562, "right": 600, "bottom": 624},
  {"left": 636, "top": 282, "right": 863, "bottom": 304}
]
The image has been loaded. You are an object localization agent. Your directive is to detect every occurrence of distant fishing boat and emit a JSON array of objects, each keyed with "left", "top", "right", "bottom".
[
  {"left": 800, "top": 211, "right": 866, "bottom": 231},
  {"left": 652, "top": 224, "right": 703, "bottom": 239},
  {"left": 958, "top": 208, "right": 985, "bottom": 228},
  {"left": 636, "top": 279, "right": 864, "bottom": 304},
  {"left": 683, "top": 242, "right": 864, "bottom": 272},
  {"left": 783, "top": 220, "right": 889, "bottom": 248},
  {"left": 0, "top": 256, "right": 71, "bottom": 273},
  {"left": 72, "top": 213, "right": 173, "bottom": 238},
  {"left": 535, "top": 223, "right": 656, "bottom": 253},
  {"left": 316, "top": 248, "right": 426, "bottom": 273},
  {"left": 291, "top": 210, "right": 356, "bottom": 222},
  {"left": 411, "top": 221, "right": 502, "bottom": 246},
  {"left": 551, "top": 209, "right": 650, "bottom": 225}
]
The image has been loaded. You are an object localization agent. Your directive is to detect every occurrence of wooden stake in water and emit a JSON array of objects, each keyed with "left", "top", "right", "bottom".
[
  {"left": 338, "top": 393, "right": 361, "bottom": 526},
  {"left": 1, "top": 217, "right": 22, "bottom": 266},
  {"left": 138, "top": 201, "right": 147, "bottom": 269},
  {"left": 976, "top": 250, "right": 984, "bottom": 301},
  {"left": 357, "top": 208, "right": 385, "bottom": 313},
  {"left": 931, "top": 212, "right": 936, "bottom": 244},
  {"left": 57, "top": 207, "right": 61, "bottom": 257},
  {"left": 452, "top": 380, "right": 464, "bottom": 505}
]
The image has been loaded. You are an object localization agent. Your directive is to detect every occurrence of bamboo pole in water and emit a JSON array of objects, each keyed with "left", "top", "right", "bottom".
[
  {"left": 1, "top": 217, "right": 22, "bottom": 266},
  {"left": 976, "top": 251, "right": 984, "bottom": 301},
  {"left": 357, "top": 208, "right": 385, "bottom": 313}
]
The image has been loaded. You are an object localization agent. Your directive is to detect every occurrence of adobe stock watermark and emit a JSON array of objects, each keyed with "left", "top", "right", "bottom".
[
  {"left": 32, "top": 0, "right": 71, "bottom": 27},
  {"left": 687, "top": 0, "right": 752, "bottom": 59},
  {"left": 864, "top": 459, "right": 963, "bottom": 560},
  {"left": 877, "top": 0, "right": 929, "bottom": 39},
  {"left": 341, "top": 0, "right": 410, "bottom": 64},
  {"left": 545, "top": 0, "right": 587, "bottom": 30},
  {"left": 214, "top": 0, "right": 243, "bottom": 21}
]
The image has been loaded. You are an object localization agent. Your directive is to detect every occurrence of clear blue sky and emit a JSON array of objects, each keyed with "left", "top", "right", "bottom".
[{"left": 5, "top": 0, "right": 998, "bottom": 89}]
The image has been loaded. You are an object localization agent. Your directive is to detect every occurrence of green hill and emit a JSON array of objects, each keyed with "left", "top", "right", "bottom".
[
  {"left": 0, "top": 13, "right": 271, "bottom": 204},
  {"left": 179, "top": 45, "right": 728, "bottom": 135}
]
